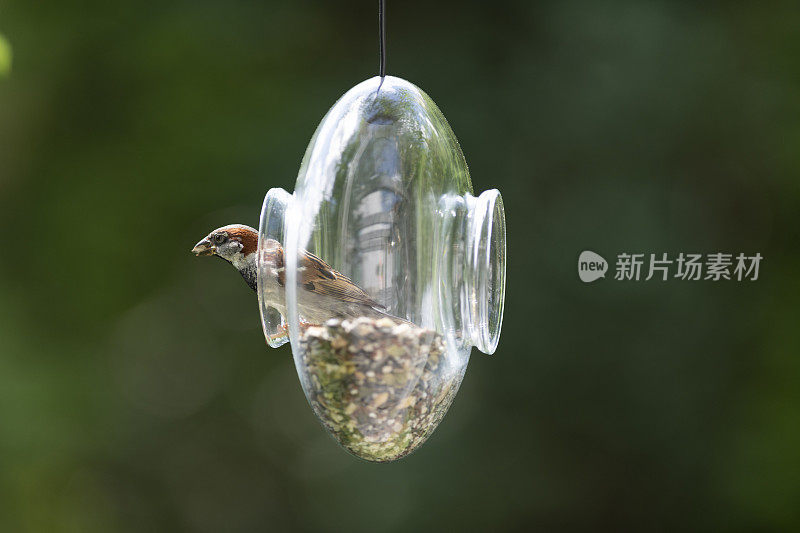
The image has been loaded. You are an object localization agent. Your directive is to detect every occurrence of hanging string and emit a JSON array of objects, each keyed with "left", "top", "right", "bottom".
[{"left": 378, "top": 0, "right": 386, "bottom": 78}]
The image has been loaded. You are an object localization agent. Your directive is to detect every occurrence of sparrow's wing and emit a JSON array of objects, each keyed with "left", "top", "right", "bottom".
[
  {"left": 269, "top": 246, "right": 385, "bottom": 309},
  {"left": 299, "top": 251, "right": 386, "bottom": 309}
]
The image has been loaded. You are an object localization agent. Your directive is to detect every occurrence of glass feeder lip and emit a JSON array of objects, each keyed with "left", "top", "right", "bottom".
[{"left": 256, "top": 75, "right": 507, "bottom": 461}]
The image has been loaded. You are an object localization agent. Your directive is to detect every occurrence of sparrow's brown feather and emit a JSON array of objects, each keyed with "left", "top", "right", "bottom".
[
  {"left": 264, "top": 242, "right": 385, "bottom": 309},
  {"left": 266, "top": 246, "right": 286, "bottom": 287},
  {"left": 227, "top": 226, "right": 258, "bottom": 256},
  {"left": 301, "top": 251, "right": 385, "bottom": 308}
]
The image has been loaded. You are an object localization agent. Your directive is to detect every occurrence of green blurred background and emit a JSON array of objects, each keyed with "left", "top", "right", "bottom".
[{"left": 1, "top": 1, "right": 799, "bottom": 531}]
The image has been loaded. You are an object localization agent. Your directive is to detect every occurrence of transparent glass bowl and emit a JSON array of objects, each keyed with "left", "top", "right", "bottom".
[{"left": 257, "top": 76, "right": 506, "bottom": 461}]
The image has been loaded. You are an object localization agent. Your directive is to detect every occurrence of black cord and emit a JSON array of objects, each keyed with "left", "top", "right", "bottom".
[{"left": 378, "top": 0, "right": 386, "bottom": 78}]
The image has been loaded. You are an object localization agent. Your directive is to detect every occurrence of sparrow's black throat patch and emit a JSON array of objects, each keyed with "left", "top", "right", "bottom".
[{"left": 240, "top": 263, "right": 258, "bottom": 292}]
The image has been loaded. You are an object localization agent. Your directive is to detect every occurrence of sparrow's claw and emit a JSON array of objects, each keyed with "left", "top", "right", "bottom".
[
  {"left": 266, "top": 325, "right": 289, "bottom": 343},
  {"left": 265, "top": 320, "right": 316, "bottom": 344}
]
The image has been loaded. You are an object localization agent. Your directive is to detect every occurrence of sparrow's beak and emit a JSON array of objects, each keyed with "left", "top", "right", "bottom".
[{"left": 191, "top": 237, "right": 216, "bottom": 256}]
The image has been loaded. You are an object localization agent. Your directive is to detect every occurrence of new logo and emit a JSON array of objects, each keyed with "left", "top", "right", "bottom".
[{"left": 578, "top": 251, "right": 608, "bottom": 283}]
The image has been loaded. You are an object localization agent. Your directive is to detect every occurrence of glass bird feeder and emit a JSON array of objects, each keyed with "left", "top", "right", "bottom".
[{"left": 258, "top": 76, "right": 506, "bottom": 462}]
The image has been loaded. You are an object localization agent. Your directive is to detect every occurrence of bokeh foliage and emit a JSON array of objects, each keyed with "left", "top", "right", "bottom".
[
  {"left": 0, "top": 32, "right": 10, "bottom": 77},
  {"left": 0, "top": 0, "right": 799, "bottom": 531}
]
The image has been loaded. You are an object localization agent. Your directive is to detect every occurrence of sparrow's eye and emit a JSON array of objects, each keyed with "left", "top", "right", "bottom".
[{"left": 213, "top": 233, "right": 227, "bottom": 245}]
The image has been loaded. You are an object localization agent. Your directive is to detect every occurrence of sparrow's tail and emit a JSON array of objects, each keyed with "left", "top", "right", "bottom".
[{"left": 362, "top": 306, "right": 416, "bottom": 327}]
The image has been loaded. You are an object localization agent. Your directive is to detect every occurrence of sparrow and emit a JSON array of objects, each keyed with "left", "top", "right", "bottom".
[{"left": 191, "top": 224, "right": 408, "bottom": 326}]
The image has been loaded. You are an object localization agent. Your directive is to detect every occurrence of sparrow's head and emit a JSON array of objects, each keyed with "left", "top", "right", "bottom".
[{"left": 191, "top": 224, "right": 258, "bottom": 266}]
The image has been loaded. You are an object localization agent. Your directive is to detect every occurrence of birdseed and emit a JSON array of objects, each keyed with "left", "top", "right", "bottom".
[{"left": 299, "top": 317, "right": 460, "bottom": 462}]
